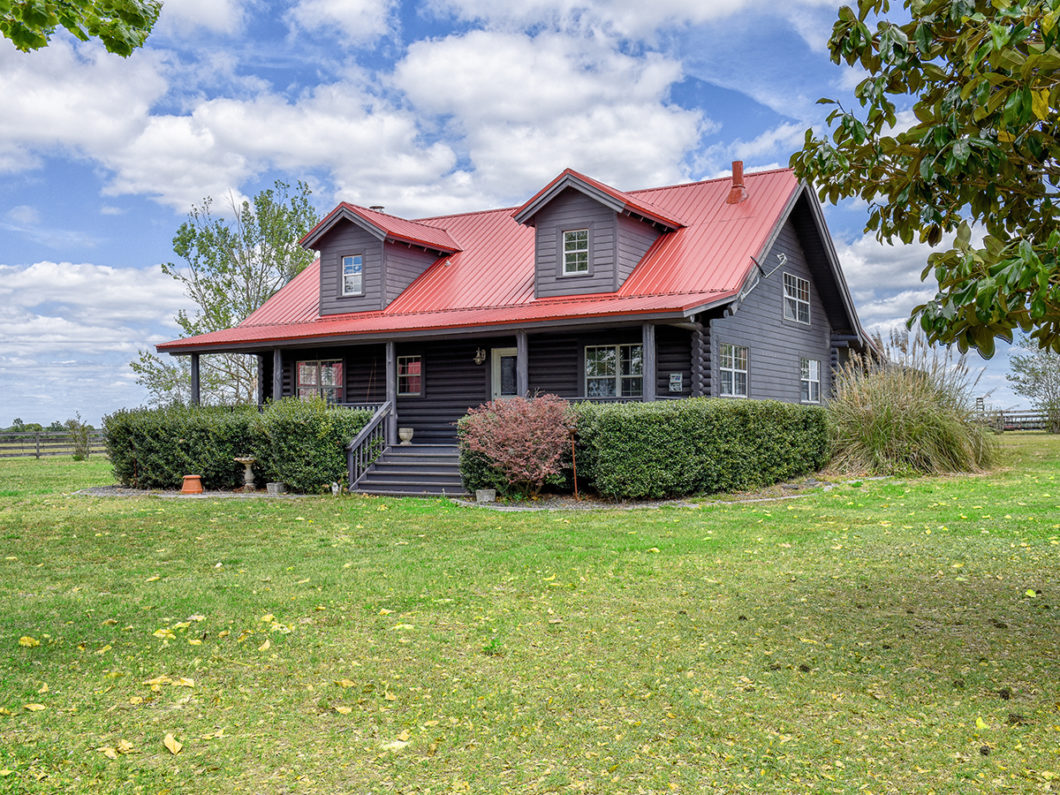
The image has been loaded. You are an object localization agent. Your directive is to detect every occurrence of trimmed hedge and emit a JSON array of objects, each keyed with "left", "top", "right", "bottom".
[
  {"left": 459, "top": 398, "right": 828, "bottom": 500},
  {"left": 104, "top": 399, "right": 370, "bottom": 493}
]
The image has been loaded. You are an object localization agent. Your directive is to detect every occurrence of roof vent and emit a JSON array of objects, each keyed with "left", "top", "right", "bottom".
[
  {"left": 726, "top": 161, "right": 748, "bottom": 204},
  {"left": 369, "top": 205, "right": 385, "bottom": 212}
]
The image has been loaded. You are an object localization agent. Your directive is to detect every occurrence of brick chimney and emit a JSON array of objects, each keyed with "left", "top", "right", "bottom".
[{"left": 726, "top": 160, "right": 748, "bottom": 204}]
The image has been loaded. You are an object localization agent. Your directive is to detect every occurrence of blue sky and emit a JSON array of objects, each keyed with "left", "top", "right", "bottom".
[{"left": 0, "top": 0, "right": 1022, "bottom": 425}]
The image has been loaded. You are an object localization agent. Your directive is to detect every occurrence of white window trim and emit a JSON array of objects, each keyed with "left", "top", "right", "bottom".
[
  {"left": 783, "top": 272, "right": 811, "bottom": 325},
  {"left": 719, "top": 343, "right": 749, "bottom": 398},
  {"left": 341, "top": 253, "right": 364, "bottom": 297},
  {"left": 397, "top": 354, "right": 423, "bottom": 397},
  {"left": 584, "top": 343, "right": 643, "bottom": 398},
  {"left": 801, "top": 358, "right": 821, "bottom": 404},
  {"left": 297, "top": 359, "right": 344, "bottom": 402},
  {"left": 561, "top": 228, "right": 590, "bottom": 277}
]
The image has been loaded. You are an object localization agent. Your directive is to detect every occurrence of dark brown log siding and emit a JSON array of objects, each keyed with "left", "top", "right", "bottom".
[{"left": 316, "top": 221, "right": 384, "bottom": 315}]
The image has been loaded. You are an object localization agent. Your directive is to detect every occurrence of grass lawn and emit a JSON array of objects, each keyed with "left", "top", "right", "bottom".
[{"left": 0, "top": 436, "right": 1058, "bottom": 793}]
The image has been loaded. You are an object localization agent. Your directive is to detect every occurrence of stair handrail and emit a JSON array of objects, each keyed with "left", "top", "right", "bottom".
[{"left": 346, "top": 400, "right": 392, "bottom": 489}]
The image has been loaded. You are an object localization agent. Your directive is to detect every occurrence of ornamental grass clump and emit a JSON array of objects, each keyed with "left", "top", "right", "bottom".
[
  {"left": 459, "top": 394, "right": 575, "bottom": 498},
  {"left": 829, "top": 330, "right": 996, "bottom": 475}
]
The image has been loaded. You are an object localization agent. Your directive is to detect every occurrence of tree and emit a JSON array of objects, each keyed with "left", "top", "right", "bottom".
[
  {"left": 1, "top": 0, "right": 160, "bottom": 55},
  {"left": 790, "top": 0, "right": 1060, "bottom": 357},
  {"left": 133, "top": 180, "right": 319, "bottom": 406},
  {"left": 1007, "top": 335, "right": 1060, "bottom": 431}
]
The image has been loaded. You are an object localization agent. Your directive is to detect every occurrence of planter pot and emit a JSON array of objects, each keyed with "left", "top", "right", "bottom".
[
  {"left": 266, "top": 482, "right": 287, "bottom": 496},
  {"left": 398, "top": 427, "right": 414, "bottom": 446},
  {"left": 475, "top": 488, "right": 496, "bottom": 503},
  {"left": 181, "top": 475, "right": 203, "bottom": 495}
]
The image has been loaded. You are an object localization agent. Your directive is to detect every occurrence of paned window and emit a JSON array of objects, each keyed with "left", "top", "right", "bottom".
[
  {"left": 397, "top": 355, "right": 422, "bottom": 396},
  {"left": 563, "top": 229, "right": 589, "bottom": 275},
  {"left": 342, "top": 254, "right": 363, "bottom": 296},
  {"left": 719, "top": 344, "right": 748, "bottom": 397},
  {"left": 783, "top": 273, "right": 810, "bottom": 324},
  {"left": 585, "top": 344, "right": 642, "bottom": 398},
  {"left": 801, "top": 358, "right": 821, "bottom": 403},
  {"left": 297, "top": 359, "right": 344, "bottom": 403}
]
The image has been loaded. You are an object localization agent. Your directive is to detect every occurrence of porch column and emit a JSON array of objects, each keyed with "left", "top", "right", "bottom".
[
  {"left": 272, "top": 349, "right": 283, "bottom": 401},
  {"left": 516, "top": 330, "right": 529, "bottom": 397},
  {"left": 256, "top": 354, "right": 266, "bottom": 407},
  {"left": 190, "top": 353, "right": 201, "bottom": 405},
  {"left": 691, "top": 321, "right": 707, "bottom": 397},
  {"left": 642, "top": 322, "right": 656, "bottom": 401},
  {"left": 385, "top": 341, "right": 397, "bottom": 446}
]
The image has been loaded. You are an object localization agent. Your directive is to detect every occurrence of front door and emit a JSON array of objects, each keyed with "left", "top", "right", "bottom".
[{"left": 491, "top": 347, "right": 518, "bottom": 400}]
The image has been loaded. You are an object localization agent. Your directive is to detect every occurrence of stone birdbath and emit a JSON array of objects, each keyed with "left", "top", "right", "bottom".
[{"left": 234, "top": 456, "right": 256, "bottom": 492}]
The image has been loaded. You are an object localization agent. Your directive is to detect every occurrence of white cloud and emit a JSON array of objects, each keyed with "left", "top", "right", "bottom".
[
  {"left": 288, "top": 0, "right": 396, "bottom": 44},
  {"left": 393, "top": 30, "right": 704, "bottom": 202},
  {"left": 156, "top": 0, "right": 248, "bottom": 35}
]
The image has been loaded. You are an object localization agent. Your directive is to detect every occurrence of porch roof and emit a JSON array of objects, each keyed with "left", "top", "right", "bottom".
[{"left": 159, "top": 167, "right": 800, "bottom": 354}]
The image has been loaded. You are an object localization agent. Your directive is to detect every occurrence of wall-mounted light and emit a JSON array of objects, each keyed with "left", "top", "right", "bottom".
[{"left": 473, "top": 347, "right": 487, "bottom": 365}]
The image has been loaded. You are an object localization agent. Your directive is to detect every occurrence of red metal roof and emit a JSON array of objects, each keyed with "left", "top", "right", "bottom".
[
  {"left": 300, "top": 202, "right": 460, "bottom": 253},
  {"left": 159, "top": 168, "right": 800, "bottom": 353}
]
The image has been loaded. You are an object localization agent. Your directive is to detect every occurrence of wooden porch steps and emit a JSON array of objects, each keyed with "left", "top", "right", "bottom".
[{"left": 354, "top": 444, "right": 464, "bottom": 496}]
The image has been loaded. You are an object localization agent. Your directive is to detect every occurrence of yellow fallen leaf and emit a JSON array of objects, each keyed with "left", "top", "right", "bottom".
[
  {"left": 260, "top": 614, "right": 275, "bottom": 623},
  {"left": 152, "top": 628, "right": 174, "bottom": 640},
  {"left": 391, "top": 623, "right": 414, "bottom": 631},
  {"left": 101, "top": 619, "right": 118, "bottom": 626},
  {"left": 384, "top": 691, "right": 397, "bottom": 701},
  {"left": 258, "top": 638, "right": 270, "bottom": 651},
  {"left": 145, "top": 576, "right": 160, "bottom": 583},
  {"left": 171, "top": 621, "right": 190, "bottom": 630},
  {"left": 23, "top": 704, "right": 46, "bottom": 712},
  {"left": 378, "top": 608, "right": 393, "bottom": 615},
  {"left": 116, "top": 739, "right": 135, "bottom": 754},
  {"left": 0, "top": 708, "right": 11, "bottom": 715},
  {"left": 173, "top": 677, "right": 195, "bottom": 688},
  {"left": 976, "top": 717, "right": 990, "bottom": 730},
  {"left": 0, "top": 770, "right": 12, "bottom": 777},
  {"left": 218, "top": 630, "right": 229, "bottom": 638},
  {"left": 334, "top": 705, "right": 352, "bottom": 714},
  {"left": 96, "top": 645, "right": 112, "bottom": 655},
  {"left": 188, "top": 639, "right": 202, "bottom": 646},
  {"left": 37, "top": 683, "right": 48, "bottom": 694},
  {"left": 18, "top": 636, "right": 39, "bottom": 648},
  {"left": 335, "top": 679, "right": 356, "bottom": 688},
  {"left": 144, "top": 675, "right": 172, "bottom": 686},
  {"left": 129, "top": 696, "right": 143, "bottom": 705},
  {"left": 99, "top": 747, "right": 118, "bottom": 760},
  {"left": 163, "top": 734, "right": 182, "bottom": 755},
  {"left": 396, "top": 729, "right": 411, "bottom": 742}
]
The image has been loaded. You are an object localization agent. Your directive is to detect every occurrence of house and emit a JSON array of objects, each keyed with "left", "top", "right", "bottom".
[{"left": 158, "top": 162, "right": 872, "bottom": 494}]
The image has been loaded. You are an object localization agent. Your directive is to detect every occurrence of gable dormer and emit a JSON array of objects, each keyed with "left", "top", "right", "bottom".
[
  {"left": 300, "top": 204, "right": 459, "bottom": 316},
  {"left": 513, "top": 169, "right": 683, "bottom": 298}
]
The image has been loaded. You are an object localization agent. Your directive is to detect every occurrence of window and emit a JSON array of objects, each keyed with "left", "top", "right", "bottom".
[
  {"left": 397, "top": 355, "right": 422, "bottom": 396},
  {"left": 585, "top": 344, "right": 642, "bottom": 398},
  {"left": 783, "top": 273, "right": 810, "bottom": 324},
  {"left": 801, "top": 358, "right": 821, "bottom": 403},
  {"left": 719, "top": 344, "right": 748, "bottom": 397},
  {"left": 342, "top": 254, "right": 363, "bottom": 296},
  {"left": 562, "top": 229, "right": 589, "bottom": 275},
  {"left": 297, "top": 359, "right": 344, "bottom": 403}
]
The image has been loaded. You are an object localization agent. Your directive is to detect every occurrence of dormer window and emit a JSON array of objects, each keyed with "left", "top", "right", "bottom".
[
  {"left": 342, "top": 254, "right": 363, "bottom": 296},
  {"left": 562, "top": 229, "right": 589, "bottom": 275}
]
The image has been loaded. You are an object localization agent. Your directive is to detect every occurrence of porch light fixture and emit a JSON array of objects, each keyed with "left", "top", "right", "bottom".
[{"left": 473, "top": 347, "right": 487, "bottom": 365}]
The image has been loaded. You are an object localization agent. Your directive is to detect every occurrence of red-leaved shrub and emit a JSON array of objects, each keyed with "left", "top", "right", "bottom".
[{"left": 459, "top": 394, "right": 576, "bottom": 496}]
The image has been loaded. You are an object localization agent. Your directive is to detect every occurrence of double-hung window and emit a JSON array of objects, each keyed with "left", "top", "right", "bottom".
[
  {"left": 783, "top": 273, "right": 810, "bottom": 324},
  {"left": 719, "top": 344, "right": 748, "bottom": 397},
  {"left": 585, "top": 343, "right": 642, "bottom": 398},
  {"left": 297, "top": 359, "right": 344, "bottom": 403},
  {"left": 563, "top": 229, "right": 589, "bottom": 275},
  {"left": 800, "top": 358, "right": 821, "bottom": 403},
  {"left": 342, "top": 254, "right": 363, "bottom": 296},
  {"left": 397, "top": 355, "right": 422, "bottom": 396}
]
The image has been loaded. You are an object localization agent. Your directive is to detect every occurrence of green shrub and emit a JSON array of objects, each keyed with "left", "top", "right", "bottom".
[
  {"left": 104, "top": 404, "right": 260, "bottom": 490},
  {"left": 829, "top": 330, "right": 997, "bottom": 475},
  {"left": 579, "top": 399, "right": 828, "bottom": 499},
  {"left": 458, "top": 397, "right": 828, "bottom": 500},
  {"left": 104, "top": 399, "right": 370, "bottom": 493},
  {"left": 257, "top": 398, "right": 371, "bottom": 493}
]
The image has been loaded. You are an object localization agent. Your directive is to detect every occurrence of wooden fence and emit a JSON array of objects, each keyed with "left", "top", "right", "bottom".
[
  {"left": 980, "top": 409, "right": 1058, "bottom": 432},
  {"left": 0, "top": 430, "right": 107, "bottom": 459}
]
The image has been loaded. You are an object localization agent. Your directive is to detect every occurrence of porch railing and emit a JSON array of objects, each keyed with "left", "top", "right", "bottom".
[
  {"left": 334, "top": 402, "right": 383, "bottom": 412},
  {"left": 346, "top": 400, "right": 392, "bottom": 489}
]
